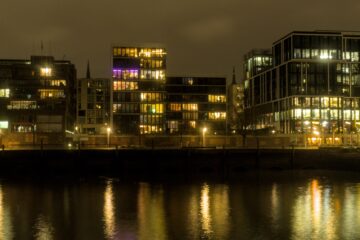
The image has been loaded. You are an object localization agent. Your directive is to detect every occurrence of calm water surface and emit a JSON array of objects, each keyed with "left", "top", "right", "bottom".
[{"left": 0, "top": 171, "right": 360, "bottom": 239}]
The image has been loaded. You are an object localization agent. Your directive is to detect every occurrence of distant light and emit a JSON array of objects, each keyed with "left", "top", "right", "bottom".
[
  {"left": 322, "top": 121, "right": 328, "bottom": 127},
  {"left": 304, "top": 121, "right": 310, "bottom": 125},
  {"left": 107, "top": 127, "right": 111, "bottom": 133},
  {"left": 271, "top": 130, "right": 276, "bottom": 134},
  {"left": 68, "top": 143, "right": 72, "bottom": 148}
]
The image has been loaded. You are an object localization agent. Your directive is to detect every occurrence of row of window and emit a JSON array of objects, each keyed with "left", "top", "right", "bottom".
[
  {"left": 38, "top": 89, "right": 65, "bottom": 99},
  {"left": 113, "top": 81, "right": 138, "bottom": 91},
  {"left": 139, "top": 125, "right": 163, "bottom": 134},
  {"left": 292, "top": 97, "right": 359, "bottom": 108},
  {"left": 113, "top": 48, "right": 166, "bottom": 58},
  {"left": 292, "top": 109, "right": 360, "bottom": 121},
  {"left": 7, "top": 101, "right": 37, "bottom": 110}
]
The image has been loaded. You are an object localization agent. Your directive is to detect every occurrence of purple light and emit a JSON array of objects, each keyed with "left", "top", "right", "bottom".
[{"left": 112, "top": 69, "right": 139, "bottom": 78}]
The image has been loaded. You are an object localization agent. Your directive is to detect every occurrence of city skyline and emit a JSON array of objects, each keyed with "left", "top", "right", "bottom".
[{"left": 2, "top": 0, "right": 360, "bottom": 79}]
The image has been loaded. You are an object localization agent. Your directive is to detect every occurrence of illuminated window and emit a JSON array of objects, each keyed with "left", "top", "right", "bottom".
[
  {"left": 208, "top": 112, "right": 226, "bottom": 120},
  {"left": 321, "top": 97, "right": 329, "bottom": 108},
  {"left": 7, "top": 101, "right": 37, "bottom": 110},
  {"left": 38, "top": 89, "right": 65, "bottom": 99},
  {"left": 208, "top": 95, "right": 226, "bottom": 103},
  {"left": 113, "top": 81, "right": 138, "bottom": 91},
  {"left": 47, "top": 80, "right": 66, "bottom": 87},
  {"left": 40, "top": 67, "right": 52, "bottom": 77},
  {"left": 312, "top": 109, "right": 320, "bottom": 119},
  {"left": 189, "top": 121, "right": 196, "bottom": 128},
  {"left": 330, "top": 98, "right": 338, "bottom": 108},
  {"left": 139, "top": 124, "right": 163, "bottom": 134},
  {"left": 169, "top": 104, "right": 181, "bottom": 111},
  {"left": 140, "top": 104, "right": 163, "bottom": 114},
  {"left": 182, "top": 104, "right": 198, "bottom": 111},
  {"left": 139, "top": 48, "right": 165, "bottom": 58},
  {"left": 0, "top": 121, "right": 8, "bottom": 129},
  {"left": 140, "top": 70, "right": 165, "bottom": 80},
  {"left": 112, "top": 69, "right": 138, "bottom": 79},
  {"left": 140, "top": 59, "right": 164, "bottom": 68},
  {"left": 293, "top": 109, "right": 302, "bottom": 119},
  {"left": 302, "top": 109, "right": 311, "bottom": 119},
  {"left": 140, "top": 92, "right": 162, "bottom": 102},
  {"left": 0, "top": 89, "right": 10, "bottom": 98},
  {"left": 344, "top": 110, "right": 351, "bottom": 120}
]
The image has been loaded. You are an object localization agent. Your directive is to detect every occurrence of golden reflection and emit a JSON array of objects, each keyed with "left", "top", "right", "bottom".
[
  {"left": 103, "top": 180, "right": 116, "bottom": 239},
  {"left": 212, "top": 185, "right": 230, "bottom": 239},
  {"left": 292, "top": 179, "right": 337, "bottom": 240},
  {"left": 200, "top": 183, "right": 212, "bottom": 235},
  {"left": 34, "top": 215, "right": 54, "bottom": 240},
  {"left": 137, "top": 183, "right": 167, "bottom": 240},
  {"left": 0, "top": 184, "right": 13, "bottom": 240}
]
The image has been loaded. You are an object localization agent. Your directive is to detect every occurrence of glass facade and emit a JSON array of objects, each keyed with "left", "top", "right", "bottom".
[
  {"left": 112, "top": 47, "right": 166, "bottom": 135},
  {"left": 244, "top": 31, "right": 360, "bottom": 135}
]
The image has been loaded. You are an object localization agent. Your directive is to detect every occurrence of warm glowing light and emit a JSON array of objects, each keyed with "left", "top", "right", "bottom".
[
  {"left": 313, "top": 131, "right": 320, "bottom": 136},
  {"left": 200, "top": 183, "right": 212, "bottom": 235},
  {"left": 203, "top": 127, "right": 207, "bottom": 134},
  {"left": 40, "top": 67, "right": 52, "bottom": 77},
  {"left": 103, "top": 180, "right": 116, "bottom": 239},
  {"left": 107, "top": 127, "right": 111, "bottom": 133},
  {"left": 304, "top": 120, "right": 310, "bottom": 125}
]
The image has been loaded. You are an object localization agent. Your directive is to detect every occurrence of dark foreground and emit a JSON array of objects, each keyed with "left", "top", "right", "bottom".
[{"left": 0, "top": 148, "right": 360, "bottom": 177}]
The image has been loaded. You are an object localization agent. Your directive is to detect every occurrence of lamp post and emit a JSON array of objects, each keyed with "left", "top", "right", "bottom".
[
  {"left": 107, "top": 127, "right": 111, "bottom": 147},
  {"left": 202, "top": 127, "right": 207, "bottom": 147}
]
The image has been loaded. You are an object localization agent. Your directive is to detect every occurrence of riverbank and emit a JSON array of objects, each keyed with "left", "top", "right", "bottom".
[{"left": 0, "top": 147, "right": 360, "bottom": 177}]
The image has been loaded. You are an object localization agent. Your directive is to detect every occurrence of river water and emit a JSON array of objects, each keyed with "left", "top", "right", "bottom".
[{"left": 0, "top": 171, "right": 360, "bottom": 239}]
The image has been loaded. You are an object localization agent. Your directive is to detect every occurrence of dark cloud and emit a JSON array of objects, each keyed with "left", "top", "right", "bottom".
[{"left": 1, "top": 0, "right": 360, "bottom": 80}]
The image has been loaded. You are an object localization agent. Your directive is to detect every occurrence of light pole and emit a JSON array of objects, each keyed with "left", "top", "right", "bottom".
[
  {"left": 107, "top": 127, "right": 111, "bottom": 147},
  {"left": 202, "top": 127, "right": 207, "bottom": 147}
]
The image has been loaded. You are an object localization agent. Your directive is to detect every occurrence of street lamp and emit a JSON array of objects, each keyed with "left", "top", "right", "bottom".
[
  {"left": 107, "top": 127, "right": 111, "bottom": 147},
  {"left": 202, "top": 127, "right": 207, "bottom": 147}
]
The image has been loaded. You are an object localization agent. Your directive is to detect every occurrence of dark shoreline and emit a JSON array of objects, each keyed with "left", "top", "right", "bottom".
[{"left": 0, "top": 148, "right": 360, "bottom": 178}]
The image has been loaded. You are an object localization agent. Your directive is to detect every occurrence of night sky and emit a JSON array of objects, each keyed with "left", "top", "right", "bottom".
[{"left": 1, "top": 0, "right": 359, "bottom": 81}]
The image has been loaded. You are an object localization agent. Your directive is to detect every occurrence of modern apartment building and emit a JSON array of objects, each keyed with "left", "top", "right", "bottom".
[
  {"left": 243, "top": 31, "right": 360, "bottom": 140},
  {"left": 112, "top": 47, "right": 166, "bottom": 135},
  {"left": 0, "top": 55, "right": 76, "bottom": 143},
  {"left": 166, "top": 76, "right": 227, "bottom": 135}
]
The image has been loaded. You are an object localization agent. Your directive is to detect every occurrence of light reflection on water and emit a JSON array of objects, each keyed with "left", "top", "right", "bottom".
[{"left": 1, "top": 172, "right": 360, "bottom": 239}]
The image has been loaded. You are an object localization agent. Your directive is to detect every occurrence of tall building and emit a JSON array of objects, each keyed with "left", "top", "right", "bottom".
[
  {"left": 0, "top": 55, "right": 76, "bottom": 143},
  {"left": 243, "top": 31, "right": 360, "bottom": 139},
  {"left": 112, "top": 47, "right": 166, "bottom": 135},
  {"left": 166, "top": 76, "right": 227, "bottom": 135}
]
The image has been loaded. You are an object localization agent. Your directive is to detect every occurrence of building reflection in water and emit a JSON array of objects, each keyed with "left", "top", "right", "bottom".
[
  {"left": 0, "top": 184, "right": 13, "bottom": 240},
  {"left": 137, "top": 183, "right": 167, "bottom": 240},
  {"left": 103, "top": 180, "right": 117, "bottom": 239},
  {"left": 292, "top": 179, "right": 337, "bottom": 240},
  {"left": 188, "top": 183, "right": 230, "bottom": 239},
  {"left": 200, "top": 183, "right": 212, "bottom": 236},
  {"left": 34, "top": 214, "right": 54, "bottom": 240},
  {"left": 270, "top": 183, "right": 279, "bottom": 231}
]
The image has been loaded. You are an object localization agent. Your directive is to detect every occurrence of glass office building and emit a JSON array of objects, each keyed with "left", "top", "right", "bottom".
[{"left": 243, "top": 31, "right": 360, "bottom": 139}]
